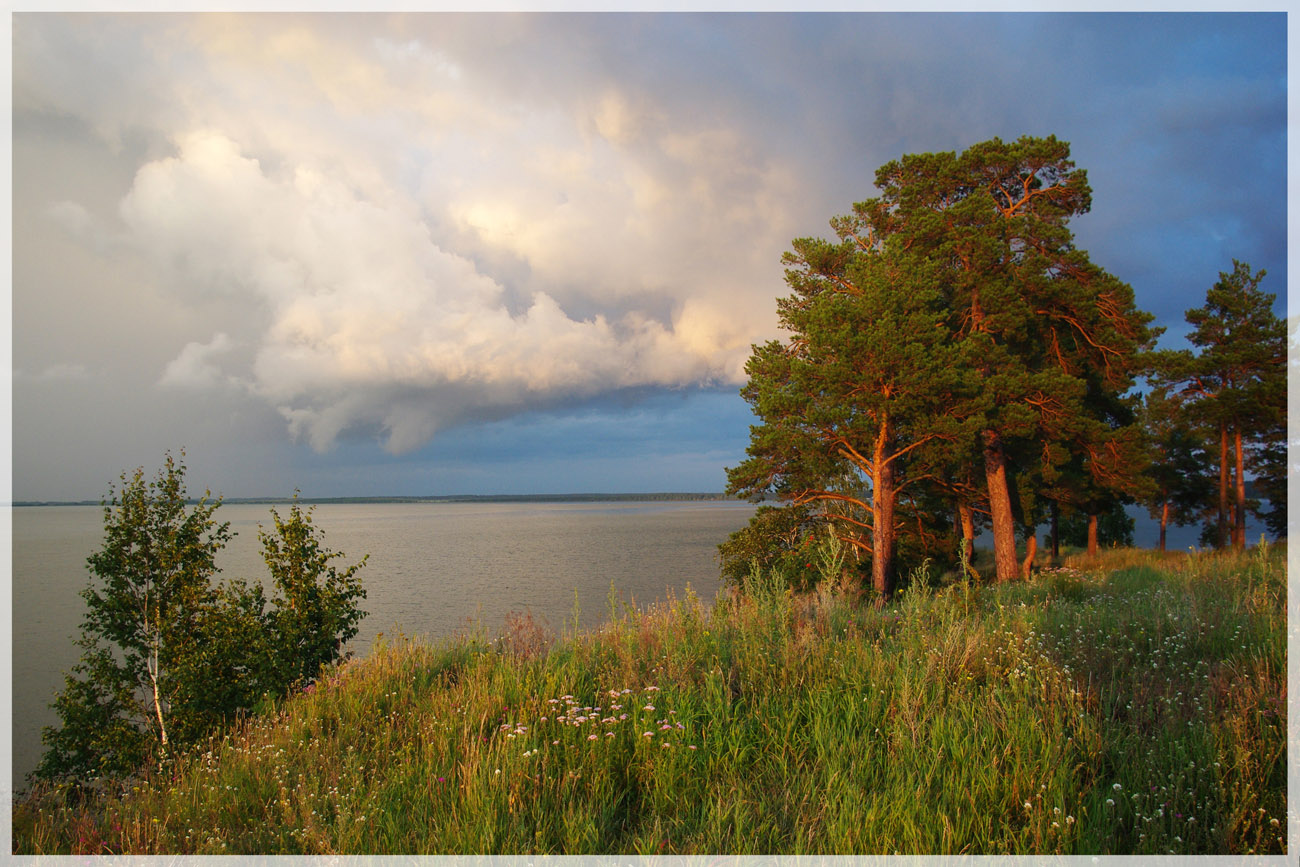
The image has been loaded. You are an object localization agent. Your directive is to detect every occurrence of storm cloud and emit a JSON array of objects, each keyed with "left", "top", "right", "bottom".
[{"left": 10, "top": 12, "right": 1287, "bottom": 499}]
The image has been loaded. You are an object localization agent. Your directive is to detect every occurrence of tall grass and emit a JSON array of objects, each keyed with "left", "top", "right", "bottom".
[{"left": 13, "top": 545, "right": 1287, "bottom": 855}]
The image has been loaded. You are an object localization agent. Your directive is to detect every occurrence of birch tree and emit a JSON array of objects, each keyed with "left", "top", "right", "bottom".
[{"left": 36, "top": 453, "right": 230, "bottom": 782}]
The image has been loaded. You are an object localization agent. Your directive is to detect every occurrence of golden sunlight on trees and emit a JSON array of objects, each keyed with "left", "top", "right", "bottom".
[{"left": 728, "top": 136, "right": 1161, "bottom": 594}]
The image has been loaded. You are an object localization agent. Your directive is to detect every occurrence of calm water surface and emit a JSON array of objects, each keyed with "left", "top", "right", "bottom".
[{"left": 10, "top": 500, "right": 754, "bottom": 792}]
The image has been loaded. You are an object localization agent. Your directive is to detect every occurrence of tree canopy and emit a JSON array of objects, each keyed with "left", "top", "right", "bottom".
[
  {"left": 727, "top": 135, "right": 1160, "bottom": 594},
  {"left": 36, "top": 455, "right": 368, "bottom": 788},
  {"left": 1149, "top": 260, "right": 1286, "bottom": 549}
]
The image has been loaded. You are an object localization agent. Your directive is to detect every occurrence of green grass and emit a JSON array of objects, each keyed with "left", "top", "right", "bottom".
[{"left": 13, "top": 545, "right": 1287, "bottom": 855}]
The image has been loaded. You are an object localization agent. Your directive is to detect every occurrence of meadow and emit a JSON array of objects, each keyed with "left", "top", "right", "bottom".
[{"left": 12, "top": 544, "right": 1288, "bottom": 855}]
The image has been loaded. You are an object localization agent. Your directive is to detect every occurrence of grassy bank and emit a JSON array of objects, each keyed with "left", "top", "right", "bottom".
[{"left": 13, "top": 545, "right": 1287, "bottom": 855}]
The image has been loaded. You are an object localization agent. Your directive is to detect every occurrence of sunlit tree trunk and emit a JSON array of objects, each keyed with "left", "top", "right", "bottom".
[
  {"left": 983, "top": 430, "right": 1019, "bottom": 582},
  {"left": 1217, "top": 422, "right": 1230, "bottom": 548},
  {"left": 871, "top": 419, "right": 897, "bottom": 603},
  {"left": 1087, "top": 513, "right": 1099, "bottom": 558},
  {"left": 1021, "top": 531, "right": 1037, "bottom": 579},
  {"left": 959, "top": 502, "right": 976, "bottom": 566},
  {"left": 1233, "top": 427, "right": 1247, "bottom": 549},
  {"left": 1159, "top": 498, "right": 1169, "bottom": 553}
]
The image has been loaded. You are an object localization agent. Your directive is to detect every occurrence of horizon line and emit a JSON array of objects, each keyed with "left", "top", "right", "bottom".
[{"left": 9, "top": 492, "right": 744, "bottom": 508}]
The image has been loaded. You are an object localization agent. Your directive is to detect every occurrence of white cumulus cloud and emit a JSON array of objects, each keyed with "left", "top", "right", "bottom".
[{"left": 124, "top": 129, "right": 760, "bottom": 454}]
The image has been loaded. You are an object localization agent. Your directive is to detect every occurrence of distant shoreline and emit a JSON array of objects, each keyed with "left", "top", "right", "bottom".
[{"left": 12, "top": 492, "right": 737, "bottom": 508}]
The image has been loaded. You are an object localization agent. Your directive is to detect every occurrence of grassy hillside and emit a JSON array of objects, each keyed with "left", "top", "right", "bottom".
[{"left": 13, "top": 545, "right": 1287, "bottom": 855}]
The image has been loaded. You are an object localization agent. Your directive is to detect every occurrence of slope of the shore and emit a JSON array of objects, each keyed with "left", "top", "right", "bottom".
[{"left": 14, "top": 547, "right": 1288, "bottom": 856}]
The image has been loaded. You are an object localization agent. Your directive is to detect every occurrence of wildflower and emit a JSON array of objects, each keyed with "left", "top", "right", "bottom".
[
  {"left": 1113, "top": 783, "right": 1123, "bottom": 792},
  {"left": 588, "top": 734, "right": 598, "bottom": 741},
  {"left": 644, "top": 705, "right": 656, "bottom": 711},
  {"left": 1106, "top": 799, "right": 1115, "bottom": 807},
  {"left": 643, "top": 732, "right": 654, "bottom": 738}
]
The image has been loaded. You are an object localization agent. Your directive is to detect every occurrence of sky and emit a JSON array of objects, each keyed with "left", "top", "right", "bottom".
[{"left": 6, "top": 8, "right": 1290, "bottom": 501}]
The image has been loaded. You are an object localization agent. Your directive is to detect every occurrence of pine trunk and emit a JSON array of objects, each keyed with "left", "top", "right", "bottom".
[
  {"left": 1159, "top": 498, "right": 1169, "bottom": 553},
  {"left": 1234, "top": 427, "right": 1247, "bottom": 550},
  {"left": 983, "top": 430, "right": 1019, "bottom": 582},
  {"left": 1218, "top": 422, "right": 1230, "bottom": 548},
  {"left": 871, "top": 421, "right": 897, "bottom": 602},
  {"left": 1087, "top": 513, "right": 1099, "bottom": 558},
  {"left": 1021, "top": 531, "right": 1037, "bottom": 579},
  {"left": 959, "top": 502, "right": 976, "bottom": 565}
]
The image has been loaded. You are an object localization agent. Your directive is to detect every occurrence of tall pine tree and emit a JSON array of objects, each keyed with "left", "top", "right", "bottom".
[
  {"left": 727, "top": 226, "right": 970, "bottom": 601},
  {"left": 1152, "top": 261, "right": 1285, "bottom": 548},
  {"left": 866, "top": 136, "right": 1156, "bottom": 580}
]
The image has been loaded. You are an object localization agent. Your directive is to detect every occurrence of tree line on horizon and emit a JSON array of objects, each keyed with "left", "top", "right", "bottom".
[{"left": 721, "top": 135, "right": 1286, "bottom": 600}]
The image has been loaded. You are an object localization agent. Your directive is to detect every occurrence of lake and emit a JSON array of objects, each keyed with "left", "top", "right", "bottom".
[
  {"left": 6, "top": 498, "right": 1267, "bottom": 793},
  {"left": 8, "top": 500, "right": 755, "bottom": 792}
]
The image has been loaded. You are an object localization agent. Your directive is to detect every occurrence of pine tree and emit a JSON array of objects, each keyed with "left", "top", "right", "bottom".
[
  {"left": 868, "top": 136, "right": 1157, "bottom": 579},
  {"left": 727, "top": 226, "right": 970, "bottom": 601},
  {"left": 1152, "top": 261, "right": 1286, "bottom": 548}
]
